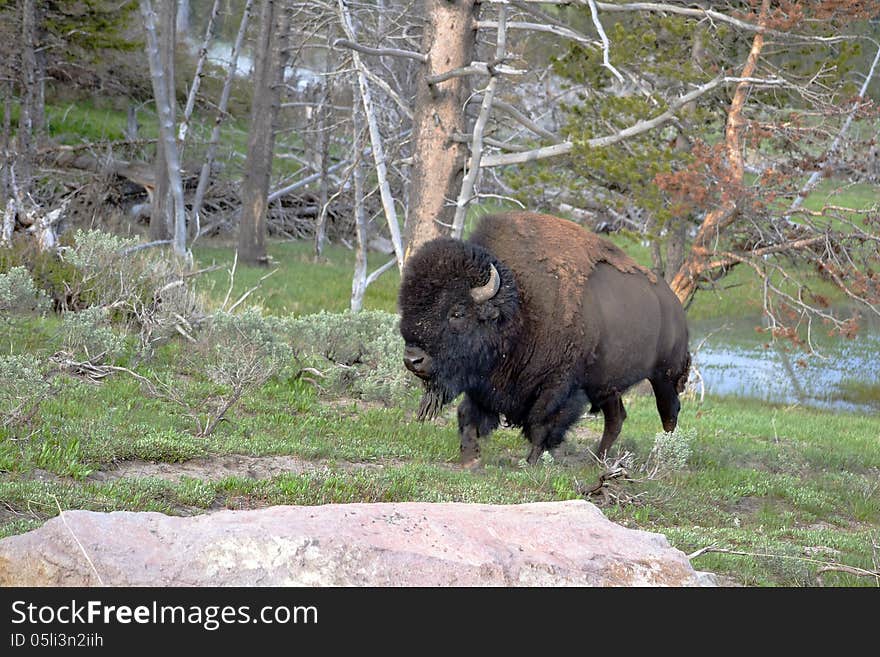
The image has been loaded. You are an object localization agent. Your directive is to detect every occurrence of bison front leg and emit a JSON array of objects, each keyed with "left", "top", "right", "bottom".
[
  {"left": 524, "top": 388, "right": 589, "bottom": 464},
  {"left": 457, "top": 395, "right": 499, "bottom": 468}
]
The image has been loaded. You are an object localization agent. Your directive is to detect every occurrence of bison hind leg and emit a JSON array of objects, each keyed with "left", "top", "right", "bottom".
[
  {"left": 649, "top": 375, "right": 681, "bottom": 434},
  {"left": 596, "top": 393, "right": 627, "bottom": 459}
]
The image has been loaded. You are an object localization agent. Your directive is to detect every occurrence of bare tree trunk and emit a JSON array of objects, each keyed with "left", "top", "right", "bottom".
[
  {"left": 669, "top": 0, "right": 770, "bottom": 306},
  {"left": 350, "top": 91, "right": 367, "bottom": 312},
  {"left": 337, "top": 0, "right": 404, "bottom": 272},
  {"left": 141, "top": 0, "right": 188, "bottom": 259},
  {"left": 149, "top": 0, "right": 177, "bottom": 242},
  {"left": 125, "top": 105, "right": 140, "bottom": 141},
  {"left": 313, "top": 25, "right": 334, "bottom": 259},
  {"left": 452, "top": 5, "right": 506, "bottom": 238},
  {"left": 178, "top": 0, "right": 221, "bottom": 145},
  {"left": 313, "top": 79, "right": 332, "bottom": 258},
  {"left": 176, "top": 0, "right": 190, "bottom": 35},
  {"left": 238, "top": 0, "right": 291, "bottom": 266},
  {"left": 17, "top": 0, "right": 38, "bottom": 196},
  {"left": 191, "top": 0, "right": 254, "bottom": 239},
  {"left": 1, "top": 80, "right": 11, "bottom": 208},
  {"left": 404, "top": 0, "right": 478, "bottom": 259},
  {"left": 665, "top": 217, "right": 686, "bottom": 283}
]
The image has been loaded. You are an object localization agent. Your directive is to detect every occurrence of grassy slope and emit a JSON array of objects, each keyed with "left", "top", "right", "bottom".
[
  {"left": 2, "top": 240, "right": 878, "bottom": 586},
  {"left": 2, "top": 100, "right": 878, "bottom": 585}
]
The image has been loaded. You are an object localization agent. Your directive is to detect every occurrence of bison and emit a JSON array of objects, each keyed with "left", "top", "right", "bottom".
[{"left": 398, "top": 211, "right": 690, "bottom": 466}]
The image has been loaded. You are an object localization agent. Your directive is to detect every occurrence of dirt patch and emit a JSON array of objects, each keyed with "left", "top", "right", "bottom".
[{"left": 88, "top": 454, "right": 402, "bottom": 484}]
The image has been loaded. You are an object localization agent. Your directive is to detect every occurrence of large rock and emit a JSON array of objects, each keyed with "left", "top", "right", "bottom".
[{"left": 0, "top": 500, "right": 713, "bottom": 586}]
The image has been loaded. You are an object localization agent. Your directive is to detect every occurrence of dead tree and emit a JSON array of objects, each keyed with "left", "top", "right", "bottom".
[
  {"left": 140, "top": 0, "right": 188, "bottom": 259},
  {"left": 238, "top": 0, "right": 292, "bottom": 266},
  {"left": 403, "top": 0, "right": 479, "bottom": 258},
  {"left": 147, "top": 0, "right": 177, "bottom": 243}
]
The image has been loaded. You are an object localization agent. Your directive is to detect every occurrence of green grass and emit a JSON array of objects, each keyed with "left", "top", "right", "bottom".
[
  {"left": 192, "top": 240, "right": 400, "bottom": 315},
  {"left": 4, "top": 132, "right": 880, "bottom": 585},
  {"left": 2, "top": 359, "right": 878, "bottom": 586}
]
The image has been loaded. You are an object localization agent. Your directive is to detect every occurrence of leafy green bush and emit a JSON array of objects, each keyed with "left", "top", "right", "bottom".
[
  {"left": 644, "top": 426, "right": 695, "bottom": 476},
  {"left": 59, "top": 306, "right": 127, "bottom": 362},
  {"left": 0, "top": 266, "right": 50, "bottom": 318},
  {"left": 0, "top": 354, "right": 50, "bottom": 428},
  {"left": 286, "top": 310, "right": 416, "bottom": 404},
  {"left": 0, "top": 237, "right": 84, "bottom": 310}
]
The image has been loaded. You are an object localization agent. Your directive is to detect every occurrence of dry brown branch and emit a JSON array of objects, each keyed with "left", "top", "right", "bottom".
[
  {"left": 670, "top": 0, "right": 771, "bottom": 305},
  {"left": 689, "top": 546, "right": 880, "bottom": 586}
]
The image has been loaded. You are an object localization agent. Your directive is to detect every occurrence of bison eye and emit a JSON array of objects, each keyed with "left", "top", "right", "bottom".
[{"left": 447, "top": 304, "right": 467, "bottom": 329}]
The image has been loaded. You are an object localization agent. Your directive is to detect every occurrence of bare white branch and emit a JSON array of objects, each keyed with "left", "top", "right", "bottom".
[
  {"left": 336, "top": 0, "right": 404, "bottom": 272},
  {"left": 788, "top": 40, "right": 880, "bottom": 214},
  {"left": 481, "top": 75, "right": 785, "bottom": 167},
  {"left": 333, "top": 38, "right": 427, "bottom": 63},
  {"left": 452, "top": 6, "right": 509, "bottom": 238},
  {"left": 587, "top": 0, "right": 625, "bottom": 85},
  {"left": 178, "top": 0, "right": 221, "bottom": 144}
]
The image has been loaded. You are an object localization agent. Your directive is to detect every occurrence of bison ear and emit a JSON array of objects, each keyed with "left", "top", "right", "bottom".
[{"left": 478, "top": 304, "right": 500, "bottom": 321}]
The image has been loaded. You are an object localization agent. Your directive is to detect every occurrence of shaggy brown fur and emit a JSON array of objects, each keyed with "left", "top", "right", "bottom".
[{"left": 399, "top": 211, "right": 690, "bottom": 464}]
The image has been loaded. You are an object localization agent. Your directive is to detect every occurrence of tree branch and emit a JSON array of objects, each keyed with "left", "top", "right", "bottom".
[
  {"left": 587, "top": 0, "right": 624, "bottom": 84},
  {"left": 481, "top": 75, "right": 783, "bottom": 167},
  {"left": 333, "top": 38, "right": 427, "bottom": 63},
  {"left": 425, "top": 61, "right": 526, "bottom": 85},
  {"left": 178, "top": 0, "right": 221, "bottom": 144},
  {"left": 191, "top": 0, "right": 254, "bottom": 242},
  {"left": 788, "top": 39, "right": 880, "bottom": 215},
  {"left": 471, "top": 95, "right": 560, "bottom": 142},
  {"left": 452, "top": 6, "right": 508, "bottom": 238},
  {"left": 485, "top": 1, "right": 863, "bottom": 44},
  {"left": 336, "top": 0, "right": 404, "bottom": 272},
  {"left": 477, "top": 20, "right": 597, "bottom": 48}
]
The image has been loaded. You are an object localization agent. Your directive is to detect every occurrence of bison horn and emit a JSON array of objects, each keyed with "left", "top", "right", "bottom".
[{"left": 470, "top": 263, "right": 501, "bottom": 303}]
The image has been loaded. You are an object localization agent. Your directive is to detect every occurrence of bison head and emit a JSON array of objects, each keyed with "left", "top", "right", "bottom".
[{"left": 398, "top": 238, "right": 520, "bottom": 420}]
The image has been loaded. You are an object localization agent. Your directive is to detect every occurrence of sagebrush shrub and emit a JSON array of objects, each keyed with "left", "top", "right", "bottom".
[
  {"left": 0, "top": 354, "right": 50, "bottom": 427},
  {"left": 644, "top": 426, "right": 695, "bottom": 475},
  {"left": 60, "top": 306, "right": 127, "bottom": 362},
  {"left": 63, "top": 230, "right": 204, "bottom": 351},
  {"left": 199, "top": 309, "right": 296, "bottom": 388},
  {"left": 0, "top": 266, "right": 49, "bottom": 318},
  {"left": 285, "top": 310, "right": 416, "bottom": 404}
]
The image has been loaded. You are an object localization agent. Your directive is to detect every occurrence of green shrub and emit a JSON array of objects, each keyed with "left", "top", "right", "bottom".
[
  {"left": 59, "top": 306, "right": 127, "bottom": 362},
  {"left": 286, "top": 310, "right": 416, "bottom": 404},
  {"left": 644, "top": 426, "right": 695, "bottom": 476},
  {"left": 0, "top": 236, "right": 85, "bottom": 310},
  {"left": 199, "top": 309, "right": 297, "bottom": 388},
  {"left": 0, "top": 266, "right": 50, "bottom": 317},
  {"left": 62, "top": 230, "right": 204, "bottom": 350},
  {"left": 0, "top": 354, "right": 50, "bottom": 428}
]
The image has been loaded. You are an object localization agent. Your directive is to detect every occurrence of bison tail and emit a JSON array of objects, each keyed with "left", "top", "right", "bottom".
[{"left": 674, "top": 352, "right": 692, "bottom": 394}]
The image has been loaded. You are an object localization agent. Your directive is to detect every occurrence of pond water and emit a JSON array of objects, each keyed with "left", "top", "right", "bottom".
[{"left": 690, "top": 316, "right": 880, "bottom": 413}]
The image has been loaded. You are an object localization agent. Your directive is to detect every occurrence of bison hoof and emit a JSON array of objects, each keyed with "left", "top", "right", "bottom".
[
  {"left": 526, "top": 445, "right": 544, "bottom": 465},
  {"left": 460, "top": 444, "right": 481, "bottom": 470},
  {"left": 460, "top": 455, "right": 482, "bottom": 470}
]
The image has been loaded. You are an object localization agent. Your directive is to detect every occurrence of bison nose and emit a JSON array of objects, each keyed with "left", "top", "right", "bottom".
[{"left": 404, "top": 346, "right": 432, "bottom": 378}]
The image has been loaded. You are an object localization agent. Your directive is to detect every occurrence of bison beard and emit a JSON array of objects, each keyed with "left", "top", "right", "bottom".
[
  {"left": 398, "top": 211, "right": 691, "bottom": 466},
  {"left": 416, "top": 382, "right": 449, "bottom": 421}
]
